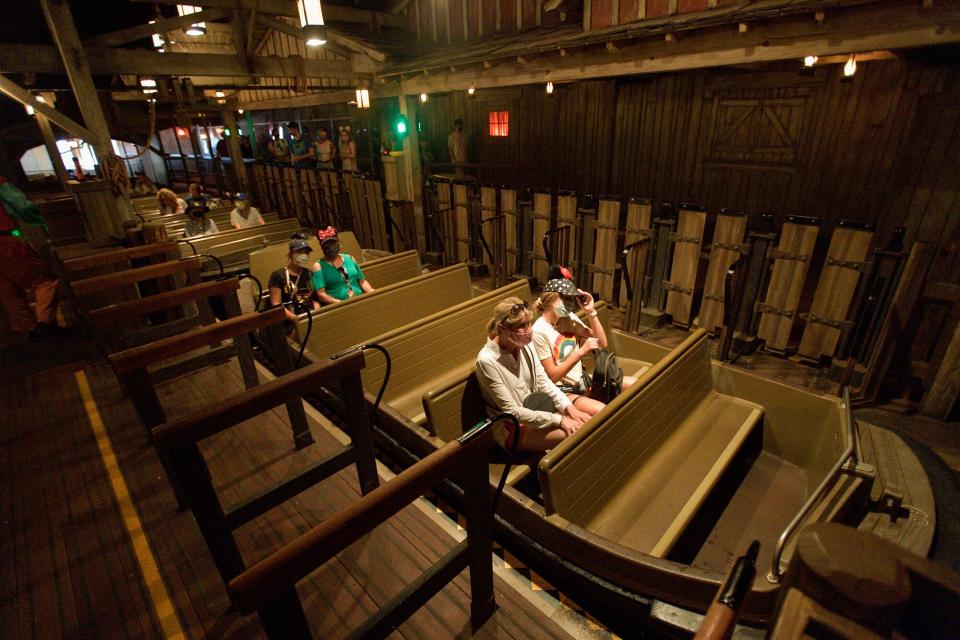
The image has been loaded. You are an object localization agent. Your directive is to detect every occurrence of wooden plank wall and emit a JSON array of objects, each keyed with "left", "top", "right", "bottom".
[{"left": 411, "top": 59, "right": 960, "bottom": 242}]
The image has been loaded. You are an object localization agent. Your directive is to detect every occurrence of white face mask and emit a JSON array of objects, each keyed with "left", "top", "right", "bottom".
[
  {"left": 553, "top": 303, "right": 571, "bottom": 318},
  {"left": 292, "top": 253, "right": 311, "bottom": 268}
]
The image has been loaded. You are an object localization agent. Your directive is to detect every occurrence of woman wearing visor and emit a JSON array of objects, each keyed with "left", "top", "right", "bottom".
[
  {"left": 268, "top": 237, "right": 320, "bottom": 331},
  {"left": 532, "top": 277, "right": 635, "bottom": 417}
]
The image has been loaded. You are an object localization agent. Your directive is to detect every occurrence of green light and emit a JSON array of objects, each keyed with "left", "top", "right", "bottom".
[
  {"left": 396, "top": 121, "right": 407, "bottom": 134},
  {"left": 11, "top": 229, "right": 21, "bottom": 237}
]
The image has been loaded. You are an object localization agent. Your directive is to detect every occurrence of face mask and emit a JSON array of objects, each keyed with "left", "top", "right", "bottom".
[
  {"left": 293, "top": 253, "right": 311, "bottom": 268},
  {"left": 504, "top": 327, "right": 533, "bottom": 348},
  {"left": 554, "top": 303, "right": 571, "bottom": 318},
  {"left": 322, "top": 243, "right": 340, "bottom": 258}
]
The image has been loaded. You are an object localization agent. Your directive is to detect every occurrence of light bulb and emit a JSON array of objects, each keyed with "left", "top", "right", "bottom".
[
  {"left": 843, "top": 54, "right": 857, "bottom": 77},
  {"left": 546, "top": 81, "right": 554, "bottom": 95},
  {"left": 468, "top": 85, "right": 475, "bottom": 95},
  {"left": 803, "top": 55, "right": 818, "bottom": 68},
  {"left": 420, "top": 93, "right": 428, "bottom": 103}
]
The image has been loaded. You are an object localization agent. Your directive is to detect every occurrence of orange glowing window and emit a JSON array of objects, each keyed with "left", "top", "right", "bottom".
[{"left": 488, "top": 111, "right": 509, "bottom": 137}]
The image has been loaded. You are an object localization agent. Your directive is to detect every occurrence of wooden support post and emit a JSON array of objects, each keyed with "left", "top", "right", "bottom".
[
  {"left": 462, "top": 439, "right": 495, "bottom": 628},
  {"left": 39, "top": 0, "right": 134, "bottom": 236},
  {"left": 341, "top": 371, "right": 379, "bottom": 495},
  {"left": 223, "top": 110, "right": 247, "bottom": 192},
  {"left": 257, "top": 587, "right": 311, "bottom": 640},
  {"left": 398, "top": 89, "right": 424, "bottom": 250},
  {"left": 35, "top": 112, "right": 69, "bottom": 188},
  {"left": 262, "top": 319, "right": 313, "bottom": 450}
]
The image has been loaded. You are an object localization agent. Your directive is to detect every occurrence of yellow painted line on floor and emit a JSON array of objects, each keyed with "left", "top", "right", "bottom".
[{"left": 75, "top": 370, "right": 186, "bottom": 640}]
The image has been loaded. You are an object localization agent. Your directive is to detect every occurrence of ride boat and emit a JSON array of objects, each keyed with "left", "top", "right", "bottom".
[{"left": 297, "top": 285, "right": 935, "bottom": 630}]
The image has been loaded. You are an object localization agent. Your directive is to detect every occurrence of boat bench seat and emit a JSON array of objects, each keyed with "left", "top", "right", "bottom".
[
  {"left": 178, "top": 219, "right": 301, "bottom": 265},
  {"left": 539, "top": 329, "right": 764, "bottom": 558},
  {"left": 360, "top": 279, "right": 533, "bottom": 432},
  {"left": 297, "top": 264, "right": 473, "bottom": 361}
]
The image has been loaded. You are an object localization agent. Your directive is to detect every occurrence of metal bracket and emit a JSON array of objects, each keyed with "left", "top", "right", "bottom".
[
  {"left": 769, "top": 249, "right": 811, "bottom": 262},
  {"left": 826, "top": 257, "right": 872, "bottom": 272},
  {"left": 672, "top": 234, "right": 702, "bottom": 244},
  {"left": 713, "top": 242, "right": 750, "bottom": 254},
  {"left": 626, "top": 227, "right": 654, "bottom": 236},
  {"left": 531, "top": 213, "right": 550, "bottom": 221},
  {"left": 756, "top": 302, "right": 796, "bottom": 318},
  {"left": 479, "top": 205, "right": 496, "bottom": 212},
  {"left": 662, "top": 280, "right": 692, "bottom": 294},
  {"left": 703, "top": 292, "right": 725, "bottom": 303},
  {"left": 806, "top": 313, "right": 855, "bottom": 332},
  {"left": 596, "top": 222, "right": 618, "bottom": 231}
]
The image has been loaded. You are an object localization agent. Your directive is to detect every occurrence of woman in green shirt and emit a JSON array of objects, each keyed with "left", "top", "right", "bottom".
[{"left": 311, "top": 226, "right": 374, "bottom": 304}]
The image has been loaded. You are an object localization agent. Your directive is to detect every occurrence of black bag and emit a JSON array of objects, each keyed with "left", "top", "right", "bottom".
[{"left": 590, "top": 349, "right": 623, "bottom": 403}]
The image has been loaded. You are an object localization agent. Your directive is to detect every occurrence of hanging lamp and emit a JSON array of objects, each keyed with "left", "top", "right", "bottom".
[{"left": 298, "top": 0, "right": 327, "bottom": 46}]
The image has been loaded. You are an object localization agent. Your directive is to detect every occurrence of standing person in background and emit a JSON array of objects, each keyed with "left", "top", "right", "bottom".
[
  {"left": 338, "top": 128, "right": 357, "bottom": 171},
  {"left": 228, "top": 193, "right": 265, "bottom": 229},
  {"left": 288, "top": 122, "right": 314, "bottom": 168},
  {"left": 314, "top": 126, "right": 336, "bottom": 169},
  {"left": 268, "top": 127, "right": 289, "bottom": 163},
  {"left": 0, "top": 176, "right": 62, "bottom": 339},
  {"left": 157, "top": 188, "right": 186, "bottom": 215},
  {"left": 447, "top": 118, "right": 467, "bottom": 175}
]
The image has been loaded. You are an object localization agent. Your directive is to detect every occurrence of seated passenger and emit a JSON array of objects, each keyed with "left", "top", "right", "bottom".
[
  {"left": 229, "top": 192, "right": 265, "bottom": 229},
  {"left": 183, "top": 203, "right": 219, "bottom": 237},
  {"left": 476, "top": 297, "right": 591, "bottom": 452},
  {"left": 133, "top": 173, "right": 157, "bottom": 195},
  {"left": 157, "top": 188, "right": 186, "bottom": 215},
  {"left": 187, "top": 181, "right": 206, "bottom": 202},
  {"left": 311, "top": 226, "right": 373, "bottom": 304},
  {"left": 269, "top": 238, "right": 320, "bottom": 331},
  {"left": 532, "top": 278, "right": 635, "bottom": 416}
]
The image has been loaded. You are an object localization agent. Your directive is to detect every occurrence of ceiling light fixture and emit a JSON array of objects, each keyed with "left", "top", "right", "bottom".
[
  {"left": 298, "top": 0, "right": 327, "bottom": 46},
  {"left": 215, "top": 90, "right": 225, "bottom": 98},
  {"left": 468, "top": 84, "right": 476, "bottom": 96},
  {"left": 546, "top": 81, "right": 554, "bottom": 95},
  {"left": 803, "top": 55, "right": 818, "bottom": 68},
  {"left": 420, "top": 92, "right": 428, "bottom": 103},
  {"left": 355, "top": 88, "right": 370, "bottom": 109},
  {"left": 25, "top": 104, "right": 35, "bottom": 116},
  {"left": 177, "top": 5, "right": 206, "bottom": 37}
]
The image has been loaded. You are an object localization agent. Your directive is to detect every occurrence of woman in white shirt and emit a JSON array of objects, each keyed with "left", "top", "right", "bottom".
[
  {"left": 475, "top": 297, "right": 591, "bottom": 451},
  {"left": 531, "top": 278, "right": 635, "bottom": 418},
  {"left": 229, "top": 192, "right": 265, "bottom": 229},
  {"left": 156, "top": 188, "right": 186, "bottom": 215}
]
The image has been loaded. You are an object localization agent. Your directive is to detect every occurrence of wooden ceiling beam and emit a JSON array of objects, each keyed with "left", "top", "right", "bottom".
[
  {"left": 0, "top": 74, "right": 96, "bottom": 140},
  {"left": 0, "top": 43, "right": 367, "bottom": 79},
  {"left": 131, "top": 0, "right": 406, "bottom": 28},
  {"left": 236, "top": 88, "right": 356, "bottom": 110},
  {"left": 253, "top": 14, "right": 354, "bottom": 60},
  {"left": 377, "top": 0, "right": 960, "bottom": 94},
  {"left": 83, "top": 8, "right": 231, "bottom": 48}
]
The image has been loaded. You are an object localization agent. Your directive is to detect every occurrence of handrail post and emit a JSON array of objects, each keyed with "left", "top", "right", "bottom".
[
  {"left": 262, "top": 318, "right": 313, "bottom": 449},
  {"left": 341, "top": 370, "right": 380, "bottom": 495},
  {"left": 257, "top": 585, "right": 311, "bottom": 639},
  {"left": 462, "top": 433, "right": 496, "bottom": 627}
]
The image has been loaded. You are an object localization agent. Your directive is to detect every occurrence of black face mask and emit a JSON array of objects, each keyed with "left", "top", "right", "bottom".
[{"left": 322, "top": 243, "right": 340, "bottom": 258}]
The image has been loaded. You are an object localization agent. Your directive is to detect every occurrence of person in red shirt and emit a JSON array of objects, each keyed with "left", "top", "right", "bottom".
[{"left": 0, "top": 177, "right": 60, "bottom": 337}]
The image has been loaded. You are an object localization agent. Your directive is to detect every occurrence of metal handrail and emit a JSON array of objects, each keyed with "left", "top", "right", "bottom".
[{"left": 768, "top": 387, "right": 859, "bottom": 583}]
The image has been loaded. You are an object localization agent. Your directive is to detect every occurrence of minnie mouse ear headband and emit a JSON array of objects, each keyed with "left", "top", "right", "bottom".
[
  {"left": 316, "top": 225, "right": 338, "bottom": 243},
  {"left": 543, "top": 278, "right": 578, "bottom": 297}
]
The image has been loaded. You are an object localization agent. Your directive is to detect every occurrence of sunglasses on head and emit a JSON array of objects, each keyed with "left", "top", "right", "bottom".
[
  {"left": 510, "top": 301, "right": 529, "bottom": 316},
  {"left": 336, "top": 265, "right": 350, "bottom": 285}
]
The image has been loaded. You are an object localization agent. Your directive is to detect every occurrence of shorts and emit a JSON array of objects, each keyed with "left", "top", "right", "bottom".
[{"left": 492, "top": 420, "right": 527, "bottom": 450}]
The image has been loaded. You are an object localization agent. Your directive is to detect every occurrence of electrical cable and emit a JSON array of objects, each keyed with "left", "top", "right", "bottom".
[
  {"left": 489, "top": 413, "right": 520, "bottom": 515},
  {"left": 237, "top": 273, "right": 264, "bottom": 310},
  {"left": 295, "top": 305, "right": 313, "bottom": 367},
  {"left": 179, "top": 238, "right": 198, "bottom": 255},
  {"left": 331, "top": 343, "right": 391, "bottom": 417}
]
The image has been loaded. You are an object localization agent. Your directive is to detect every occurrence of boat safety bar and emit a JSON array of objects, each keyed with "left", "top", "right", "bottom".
[
  {"left": 768, "top": 387, "right": 859, "bottom": 583},
  {"left": 228, "top": 418, "right": 503, "bottom": 640}
]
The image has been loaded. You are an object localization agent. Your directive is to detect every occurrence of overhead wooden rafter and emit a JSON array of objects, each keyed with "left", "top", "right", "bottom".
[
  {"left": 130, "top": 0, "right": 406, "bottom": 29},
  {"left": 377, "top": 0, "right": 960, "bottom": 94},
  {"left": 0, "top": 44, "right": 367, "bottom": 79},
  {"left": 255, "top": 13, "right": 388, "bottom": 62},
  {"left": 0, "top": 74, "right": 96, "bottom": 140},
  {"left": 82, "top": 8, "right": 231, "bottom": 47}
]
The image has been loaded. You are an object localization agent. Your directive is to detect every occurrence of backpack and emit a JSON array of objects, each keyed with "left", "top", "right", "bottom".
[{"left": 590, "top": 350, "right": 623, "bottom": 403}]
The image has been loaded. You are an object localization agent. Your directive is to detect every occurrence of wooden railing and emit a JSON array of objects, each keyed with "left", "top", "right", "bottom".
[
  {"left": 150, "top": 347, "right": 379, "bottom": 588},
  {"left": 59, "top": 242, "right": 180, "bottom": 274},
  {"left": 71, "top": 256, "right": 202, "bottom": 297},
  {"left": 227, "top": 419, "right": 499, "bottom": 640}
]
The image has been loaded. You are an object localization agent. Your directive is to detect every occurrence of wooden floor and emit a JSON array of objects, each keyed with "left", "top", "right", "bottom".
[{"left": 0, "top": 347, "right": 597, "bottom": 639}]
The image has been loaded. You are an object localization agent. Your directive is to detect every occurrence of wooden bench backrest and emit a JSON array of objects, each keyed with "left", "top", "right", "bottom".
[
  {"left": 356, "top": 250, "right": 421, "bottom": 288},
  {"left": 339, "top": 231, "right": 363, "bottom": 258},
  {"left": 539, "top": 329, "right": 711, "bottom": 523},
  {"left": 178, "top": 219, "right": 300, "bottom": 257},
  {"left": 72, "top": 257, "right": 202, "bottom": 296},
  {"left": 301, "top": 264, "right": 473, "bottom": 360},
  {"left": 360, "top": 280, "right": 532, "bottom": 410},
  {"left": 62, "top": 242, "right": 180, "bottom": 274}
]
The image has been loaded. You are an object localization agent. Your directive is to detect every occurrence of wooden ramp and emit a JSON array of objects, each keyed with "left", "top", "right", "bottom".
[{"left": 0, "top": 358, "right": 591, "bottom": 640}]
